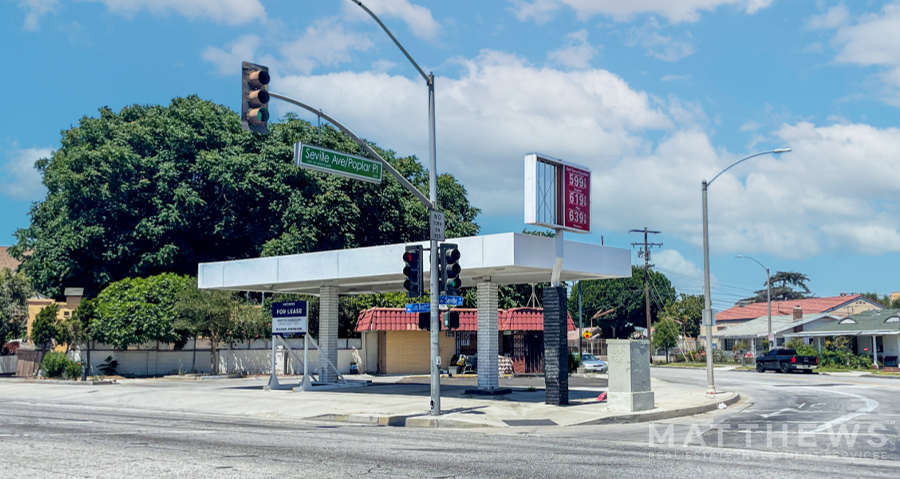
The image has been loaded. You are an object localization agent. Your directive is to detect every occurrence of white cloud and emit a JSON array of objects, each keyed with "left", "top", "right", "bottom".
[
  {"left": 18, "top": 0, "right": 59, "bottom": 31},
  {"left": 626, "top": 20, "right": 696, "bottom": 62},
  {"left": 84, "top": 0, "right": 266, "bottom": 25},
  {"left": 0, "top": 146, "right": 51, "bottom": 201},
  {"left": 822, "top": 4, "right": 900, "bottom": 105},
  {"left": 547, "top": 30, "right": 599, "bottom": 69},
  {"left": 806, "top": 3, "right": 849, "bottom": 30},
  {"left": 509, "top": 0, "right": 561, "bottom": 25},
  {"left": 202, "top": 34, "right": 261, "bottom": 76},
  {"left": 203, "top": 20, "right": 373, "bottom": 76},
  {"left": 276, "top": 50, "right": 672, "bottom": 216},
  {"left": 342, "top": 0, "right": 440, "bottom": 40},
  {"left": 652, "top": 249, "right": 716, "bottom": 293},
  {"left": 278, "top": 19, "right": 374, "bottom": 75},
  {"left": 661, "top": 74, "right": 692, "bottom": 82},
  {"left": 509, "top": 0, "right": 776, "bottom": 24}
]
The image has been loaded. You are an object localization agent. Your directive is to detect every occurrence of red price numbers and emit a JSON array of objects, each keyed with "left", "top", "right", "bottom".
[
  {"left": 568, "top": 171, "right": 587, "bottom": 189},
  {"left": 568, "top": 190, "right": 587, "bottom": 206}
]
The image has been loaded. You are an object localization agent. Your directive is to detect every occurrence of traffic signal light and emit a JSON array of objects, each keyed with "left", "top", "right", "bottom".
[
  {"left": 443, "top": 310, "right": 460, "bottom": 330},
  {"left": 439, "top": 243, "right": 461, "bottom": 296},
  {"left": 242, "top": 61, "right": 270, "bottom": 134},
  {"left": 418, "top": 312, "right": 430, "bottom": 331},
  {"left": 402, "top": 245, "right": 424, "bottom": 298}
]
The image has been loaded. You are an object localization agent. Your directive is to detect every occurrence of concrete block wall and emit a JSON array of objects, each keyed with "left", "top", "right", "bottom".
[
  {"left": 477, "top": 281, "right": 499, "bottom": 390},
  {"left": 543, "top": 286, "right": 569, "bottom": 406}
]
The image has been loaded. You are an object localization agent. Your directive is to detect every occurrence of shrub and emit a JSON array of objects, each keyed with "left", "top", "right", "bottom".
[
  {"left": 40, "top": 352, "right": 82, "bottom": 379},
  {"left": 568, "top": 352, "right": 579, "bottom": 374}
]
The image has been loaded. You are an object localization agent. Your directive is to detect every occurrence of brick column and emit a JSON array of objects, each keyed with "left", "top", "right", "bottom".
[
  {"left": 477, "top": 281, "right": 499, "bottom": 390},
  {"left": 319, "top": 285, "right": 339, "bottom": 383},
  {"left": 543, "top": 286, "right": 569, "bottom": 405}
]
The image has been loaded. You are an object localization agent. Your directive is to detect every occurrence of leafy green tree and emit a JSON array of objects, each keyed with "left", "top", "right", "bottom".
[
  {"left": 570, "top": 266, "right": 676, "bottom": 339},
  {"left": 0, "top": 268, "right": 33, "bottom": 343},
  {"left": 30, "top": 303, "right": 59, "bottom": 352},
  {"left": 660, "top": 294, "right": 704, "bottom": 338},
  {"left": 11, "top": 97, "right": 480, "bottom": 298},
  {"left": 746, "top": 271, "right": 811, "bottom": 303},
  {"left": 90, "top": 273, "right": 194, "bottom": 350},
  {"left": 652, "top": 319, "right": 680, "bottom": 363}
]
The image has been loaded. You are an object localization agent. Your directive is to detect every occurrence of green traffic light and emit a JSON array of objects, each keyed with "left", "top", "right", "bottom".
[{"left": 257, "top": 108, "right": 269, "bottom": 122}]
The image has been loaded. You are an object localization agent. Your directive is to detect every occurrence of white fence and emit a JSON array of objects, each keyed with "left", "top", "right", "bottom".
[
  {"left": 68, "top": 337, "right": 364, "bottom": 377},
  {"left": 0, "top": 356, "right": 16, "bottom": 375}
]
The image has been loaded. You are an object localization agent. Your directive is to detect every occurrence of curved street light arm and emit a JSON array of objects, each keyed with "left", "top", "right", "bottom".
[
  {"left": 352, "top": 0, "right": 430, "bottom": 84},
  {"left": 269, "top": 91, "right": 433, "bottom": 209},
  {"left": 736, "top": 254, "right": 767, "bottom": 273},
  {"left": 707, "top": 148, "right": 791, "bottom": 187}
]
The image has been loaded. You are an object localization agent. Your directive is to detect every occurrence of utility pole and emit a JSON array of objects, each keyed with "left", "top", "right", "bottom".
[{"left": 629, "top": 228, "right": 662, "bottom": 345}]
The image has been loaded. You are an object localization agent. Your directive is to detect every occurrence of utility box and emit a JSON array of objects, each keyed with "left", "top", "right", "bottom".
[{"left": 607, "top": 340, "right": 654, "bottom": 412}]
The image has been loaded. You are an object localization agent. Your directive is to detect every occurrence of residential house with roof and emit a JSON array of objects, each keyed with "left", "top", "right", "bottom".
[
  {"left": 714, "top": 294, "right": 885, "bottom": 328},
  {"left": 783, "top": 309, "right": 900, "bottom": 369},
  {"left": 0, "top": 247, "right": 21, "bottom": 272},
  {"left": 355, "top": 307, "right": 575, "bottom": 375},
  {"left": 703, "top": 309, "right": 840, "bottom": 354}
]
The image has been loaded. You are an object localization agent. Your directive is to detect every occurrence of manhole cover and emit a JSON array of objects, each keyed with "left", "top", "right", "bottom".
[{"left": 503, "top": 419, "right": 557, "bottom": 427}]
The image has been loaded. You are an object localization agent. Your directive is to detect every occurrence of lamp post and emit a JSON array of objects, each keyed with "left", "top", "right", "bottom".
[
  {"left": 352, "top": 0, "right": 442, "bottom": 416},
  {"left": 702, "top": 148, "right": 790, "bottom": 395},
  {"left": 736, "top": 255, "right": 771, "bottom": 352}
]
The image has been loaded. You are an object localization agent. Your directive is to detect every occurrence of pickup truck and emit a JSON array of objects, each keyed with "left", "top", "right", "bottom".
[{"left": 756, "top": 349, "right": 818, "bottom": 373}]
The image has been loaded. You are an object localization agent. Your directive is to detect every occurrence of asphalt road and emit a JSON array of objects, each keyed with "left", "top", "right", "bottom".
[{"left": 2, "top": 369, "right": 899, "bottom": 478}]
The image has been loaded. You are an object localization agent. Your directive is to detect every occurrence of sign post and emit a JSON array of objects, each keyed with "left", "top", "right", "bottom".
[{"left": 268, "top": 301, "right": 308, "bottom": 391}]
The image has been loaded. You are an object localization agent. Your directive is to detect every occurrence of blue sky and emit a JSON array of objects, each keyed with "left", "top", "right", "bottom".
[{"left": 2, "top": 0, "right": 899, "bottom": 310}]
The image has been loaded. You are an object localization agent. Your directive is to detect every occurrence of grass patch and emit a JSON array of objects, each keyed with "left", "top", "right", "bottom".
[
  {"left": 869, "top": 371, "right": 900, "bottom": 376},
  {"left": 652, "top": 362, "right": 735, "bottom": 368},
  {"left": 814, "top": 367, "right": 874, "bottom": 373}
]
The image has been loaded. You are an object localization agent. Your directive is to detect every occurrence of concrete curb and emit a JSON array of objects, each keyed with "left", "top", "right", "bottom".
[
  {"left": 571, "top": 392, "right": 741, "bottom": 426},
  {"left": 313, "top": 393, "right": 741, "bottom": 429},
  {"left": 864, "top": 374, "right": 900, "bottom": 379},
  {"left": 0, "top": 378, "right": 116, "bottom": 386},
  {"left": 310, "top": 413, "right": 415, "bottom": 427}
]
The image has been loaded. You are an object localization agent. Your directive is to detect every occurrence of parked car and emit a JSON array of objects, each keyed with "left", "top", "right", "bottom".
[
  {"left": 756, "top": 349, "right": 818, "bottom": 374},
  {"left": 581, "top": 353, "right": 608, "bottom": 373}
]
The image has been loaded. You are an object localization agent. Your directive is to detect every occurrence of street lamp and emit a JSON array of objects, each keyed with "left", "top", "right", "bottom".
[
  {"left": 736, "top": 255, "right": 772, "bottom": 353},
  {"left": 352, "top": 0, "right": 442, "bottom": 416},
  {"left": 702, "top": 148, "right": 790, "bottom": 395}
]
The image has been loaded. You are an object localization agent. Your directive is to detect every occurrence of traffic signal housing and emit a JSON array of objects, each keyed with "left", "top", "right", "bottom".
[
  {"left": 402, "top": 245, "right": 424, "bottom": 298},
  {"left": 439, "top": 243, "right": 461, "bottom": 296},
  {"left": 418, "top": 312, "right": 430, "bottom": 331},
  {"left": 443, "top": 310, "right": 460, "bottom": 330},
  {"left": 242, "top": 61, "right": 270, "bottom": 134}
]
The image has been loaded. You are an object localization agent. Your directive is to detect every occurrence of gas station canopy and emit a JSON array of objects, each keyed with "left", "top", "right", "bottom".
[{"left": 198, "top": 232, "right": 631, "bottom": 295}]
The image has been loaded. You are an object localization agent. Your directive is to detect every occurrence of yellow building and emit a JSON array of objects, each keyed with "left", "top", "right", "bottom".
[{"left": 26, "top": 288, "right": 83, "bottom": 352}]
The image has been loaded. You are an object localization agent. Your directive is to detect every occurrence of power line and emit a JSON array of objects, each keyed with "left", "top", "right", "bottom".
[{"left": 630, "top": 227, "right": 662, "bottom": 344}]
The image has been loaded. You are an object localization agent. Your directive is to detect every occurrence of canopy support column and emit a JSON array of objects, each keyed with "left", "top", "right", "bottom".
[
  {"left": 319, "top": 285, "right": 339, "bottom": 383},
  {"left": 477, "top": 280, "right": 499, "bottom": 391}
]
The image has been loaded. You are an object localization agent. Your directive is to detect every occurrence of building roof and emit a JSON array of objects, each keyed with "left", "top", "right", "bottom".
[
  {"left": 354, "top": 307, "right": 576, "bottom": 332},
  {"left": 0, "top": 247, "right": 20, "bottom": 272},
  {"left": 783, "top": 309, "right": 900, "bottom": 337},
  {"left": 704, "top": 313, "right": 838, "bottom": 339},
  {"left": 715, "top": 294, "right": 883, "bottom": 322}
]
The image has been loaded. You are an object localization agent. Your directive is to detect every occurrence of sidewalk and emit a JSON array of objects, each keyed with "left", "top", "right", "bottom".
[{"left": 0, "top": 374, "right": 738, "bottom": 429}]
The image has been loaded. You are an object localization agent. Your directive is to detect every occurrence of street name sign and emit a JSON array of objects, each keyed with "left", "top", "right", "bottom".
[
  {"left": 272, "top": 301, "right": 308, "bottom": 335},
  {"left": 439, "top": 295, "right": 463, "bottom": 306},
  {"left": 406, "top": 303, "right": 430, "bottom": 314},
  {"left": 294, "top": 143, "right": 383, "bottom": 184}
]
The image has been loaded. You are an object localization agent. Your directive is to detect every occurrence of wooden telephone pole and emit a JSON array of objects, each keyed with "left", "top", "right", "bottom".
[{"left": 630, "top": 228, "right": 662, "bottom": 345}]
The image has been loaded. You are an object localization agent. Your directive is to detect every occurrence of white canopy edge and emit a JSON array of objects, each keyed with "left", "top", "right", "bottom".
[{"left": 198, "top": 232, "right": 631, "bottom": 295}]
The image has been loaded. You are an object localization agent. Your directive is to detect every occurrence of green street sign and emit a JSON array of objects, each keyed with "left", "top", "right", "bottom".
[{"left": 293, "top": 143, "right": 383, "bottom": 184}]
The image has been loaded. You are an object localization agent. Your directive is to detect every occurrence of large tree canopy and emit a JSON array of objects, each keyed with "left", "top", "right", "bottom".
[
  {"left": 569, "top": 266, "right": 676, "bottom": 339},
  {"left": 0, "top": 268, "right": 33, "bottom": 343},
  {"left": 11, "top": 96, "right": 480, "bottom": 298},
  {"left": 745, "top": 271, "right": 811, "bottom": 303}
]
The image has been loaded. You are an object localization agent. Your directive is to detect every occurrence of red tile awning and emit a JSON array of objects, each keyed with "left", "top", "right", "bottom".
[{"left": 355, "top": 307, "right": 575, "bottom": 332}]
